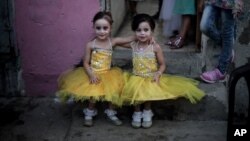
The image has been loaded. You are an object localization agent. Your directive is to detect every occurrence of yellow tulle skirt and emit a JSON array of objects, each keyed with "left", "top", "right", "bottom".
[
  {"left": 121, "top": 72, "right": 205, "bottom": 105},
  {"left": 57, "top": 67, "right": 124, "bottom": 106}
]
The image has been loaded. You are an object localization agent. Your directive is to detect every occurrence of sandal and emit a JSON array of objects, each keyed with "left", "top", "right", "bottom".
[
  {"left": 164, "top": 35, "right": 177, "bottom": 46},
  {"left": 169, "top": 35, "right": 185, "bottom": 49},
  {"left": 165, "top": 39, "right": 174, "bottom": 46}
]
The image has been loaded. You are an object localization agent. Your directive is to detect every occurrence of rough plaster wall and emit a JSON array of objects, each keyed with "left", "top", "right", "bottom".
[{"left": 15, "top": 0, "right": 100, "bottom": 96}]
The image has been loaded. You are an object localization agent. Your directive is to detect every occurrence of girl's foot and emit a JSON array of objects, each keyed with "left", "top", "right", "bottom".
[
  {"left": 142, "top": 109, "right": 154, "bottom": 128},
  {"left": 53, "top": 96, "right": 74, "bottom": 104},
  {"left": 104, "top": 109, "right": 122, "bottom": 126},
  {"left": 83, "top": 108, "right": 97, "bottom": 127},
  {"left": 131, "top": 111, "right": 142, "bottom": 128}
]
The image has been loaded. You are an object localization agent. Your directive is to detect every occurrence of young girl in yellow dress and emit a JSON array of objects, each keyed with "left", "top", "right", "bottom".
[
  {"left": 57, "top": 11, "right": 135, "bottom": 127},
  {"left": 120, "top": 14, "right": 205, "bottom": 128}
]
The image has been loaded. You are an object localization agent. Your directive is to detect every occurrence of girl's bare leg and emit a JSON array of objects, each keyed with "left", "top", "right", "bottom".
[
  {"left": 144, "top": 101, "right": 151, "bottom": 110},
  {"left": 88, "top": 98, "right": 95, "bottom": 110}
]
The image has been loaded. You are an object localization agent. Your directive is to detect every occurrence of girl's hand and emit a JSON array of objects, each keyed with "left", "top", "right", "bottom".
[
  {"left": 152, "top": 71, "right": 162, "bottom": 84},
  {"left": 89, "top": 74, "right": 100, "bottom": 84}
]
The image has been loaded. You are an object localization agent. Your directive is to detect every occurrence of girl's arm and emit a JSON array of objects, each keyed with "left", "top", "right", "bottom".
[
  {"left": 117, "top": 42, "right": 131, "bottom": 48},
  {"left": 112, "top": 36, "right": 156, "bottom": 48},
  {"left": 83, "top": 42, "right": 100, "bottom": 84},
  {"left": 111, "top": 35, "right": 136, "bottom": 48},
  {"left": 153, "top": 43, "right": 166, "bottom": 84}
]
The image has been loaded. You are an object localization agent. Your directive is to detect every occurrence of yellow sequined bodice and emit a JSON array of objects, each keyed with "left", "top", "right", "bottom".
[
  {"left": 90, "top": 39, "right": 113, "bottom": 72},
  {"left": 132, "top": 42, "right": 158, "bottom": 77}
]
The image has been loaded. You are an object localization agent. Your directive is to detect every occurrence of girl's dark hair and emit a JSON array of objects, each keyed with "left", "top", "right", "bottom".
[
  {"left": 131, "top": 14, "right": 155, "bottom": 31},
  {"left": 92, "top": 11, "right": 113, "bottom": 25}
]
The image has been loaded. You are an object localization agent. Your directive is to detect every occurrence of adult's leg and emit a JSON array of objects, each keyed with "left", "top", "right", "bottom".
[
  {"left": 179, "top": 15, "right": 191, "bottom": 38},
  {"left": 200, "top": 6, "right": 235, "bottom": 83},
  {"left": 218, "top": 9, "right": 235, "bottom": 73},
  {"left": 169, "top": 15, "right": 191, "bottom": 49},
  {"left": 129, "top": 1, "right": 137, "bottom": 16},
  {"left": 200, "top": 5, "right": 221, "bottom": 44},
  {"left": 152, "top": 0, "right": 163, "bottom": 19}
]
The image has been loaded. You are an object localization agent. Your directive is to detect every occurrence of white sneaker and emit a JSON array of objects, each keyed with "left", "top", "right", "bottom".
[
  {"left": 53, "top": 96, "right": 74, "bottom": 105},
  {"left": 66, "top": 97, "right": 74, "bottom": 104},
  {"left": 131, "top": 111, "right": 142, "bottom": 128},
  {"left": 104, "top": 109, "right": 122, "bottom": 126},
  {"left": 83, "top": 108, "right": 97, "bottom": 127},
  {"left": 84, "top": 116, "right": 93, "bottom": 127},
  {"left": 142, "top": 109, "right": 153, "bottom": 128},
  {"left": 53, "top": 97, "right": 62, "bottom": 103}
]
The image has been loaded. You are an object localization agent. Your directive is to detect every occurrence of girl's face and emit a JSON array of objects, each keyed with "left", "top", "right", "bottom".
[
  {"left": 94, "top": 19, "right": 111, "bottom": 40},
  {"left": 135, "top": 21, "right": 152, "bottom": 43}
]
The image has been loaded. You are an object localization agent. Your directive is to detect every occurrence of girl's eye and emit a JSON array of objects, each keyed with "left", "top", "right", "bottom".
[
  {"left": 136, "top": 29, "right": 141, "bottom": 32},
  {"left": 95, "top": 26, "right": 109, "bottom": 30},
  {"left": 96, "top": 26, "right": 101, "bottom": 30},
  {"left": 103, "top": 26, "right": 108, "bottom": 30},
  {"left": 144, "top": 28, "right": 149, "bottom": 32}
]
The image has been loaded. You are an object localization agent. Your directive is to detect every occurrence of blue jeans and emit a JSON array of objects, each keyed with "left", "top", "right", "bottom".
[{"left": 200, "top": 5, "right": 236, "bottom": 74}]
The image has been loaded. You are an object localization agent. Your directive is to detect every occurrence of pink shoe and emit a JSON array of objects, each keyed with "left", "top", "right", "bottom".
[{"left": 200, "top": 68, "right": 226, "bottom": 84}]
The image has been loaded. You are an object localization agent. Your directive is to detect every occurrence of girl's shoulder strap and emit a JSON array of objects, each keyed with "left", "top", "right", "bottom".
[
  {"left": 108, "top": 38, "right": 113, "bottom": 50},
  {"left": 91, "top": 39, "right": 96, "bottom": 49},
  {"left": 149, "top": 42, "right": 159, "bottom": 51},
  {"left": 130, "top": 41, "right": 137, "bottom": 51},
  {"left": 150, "top": 43, "right": 154, "bottom": 52}
]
